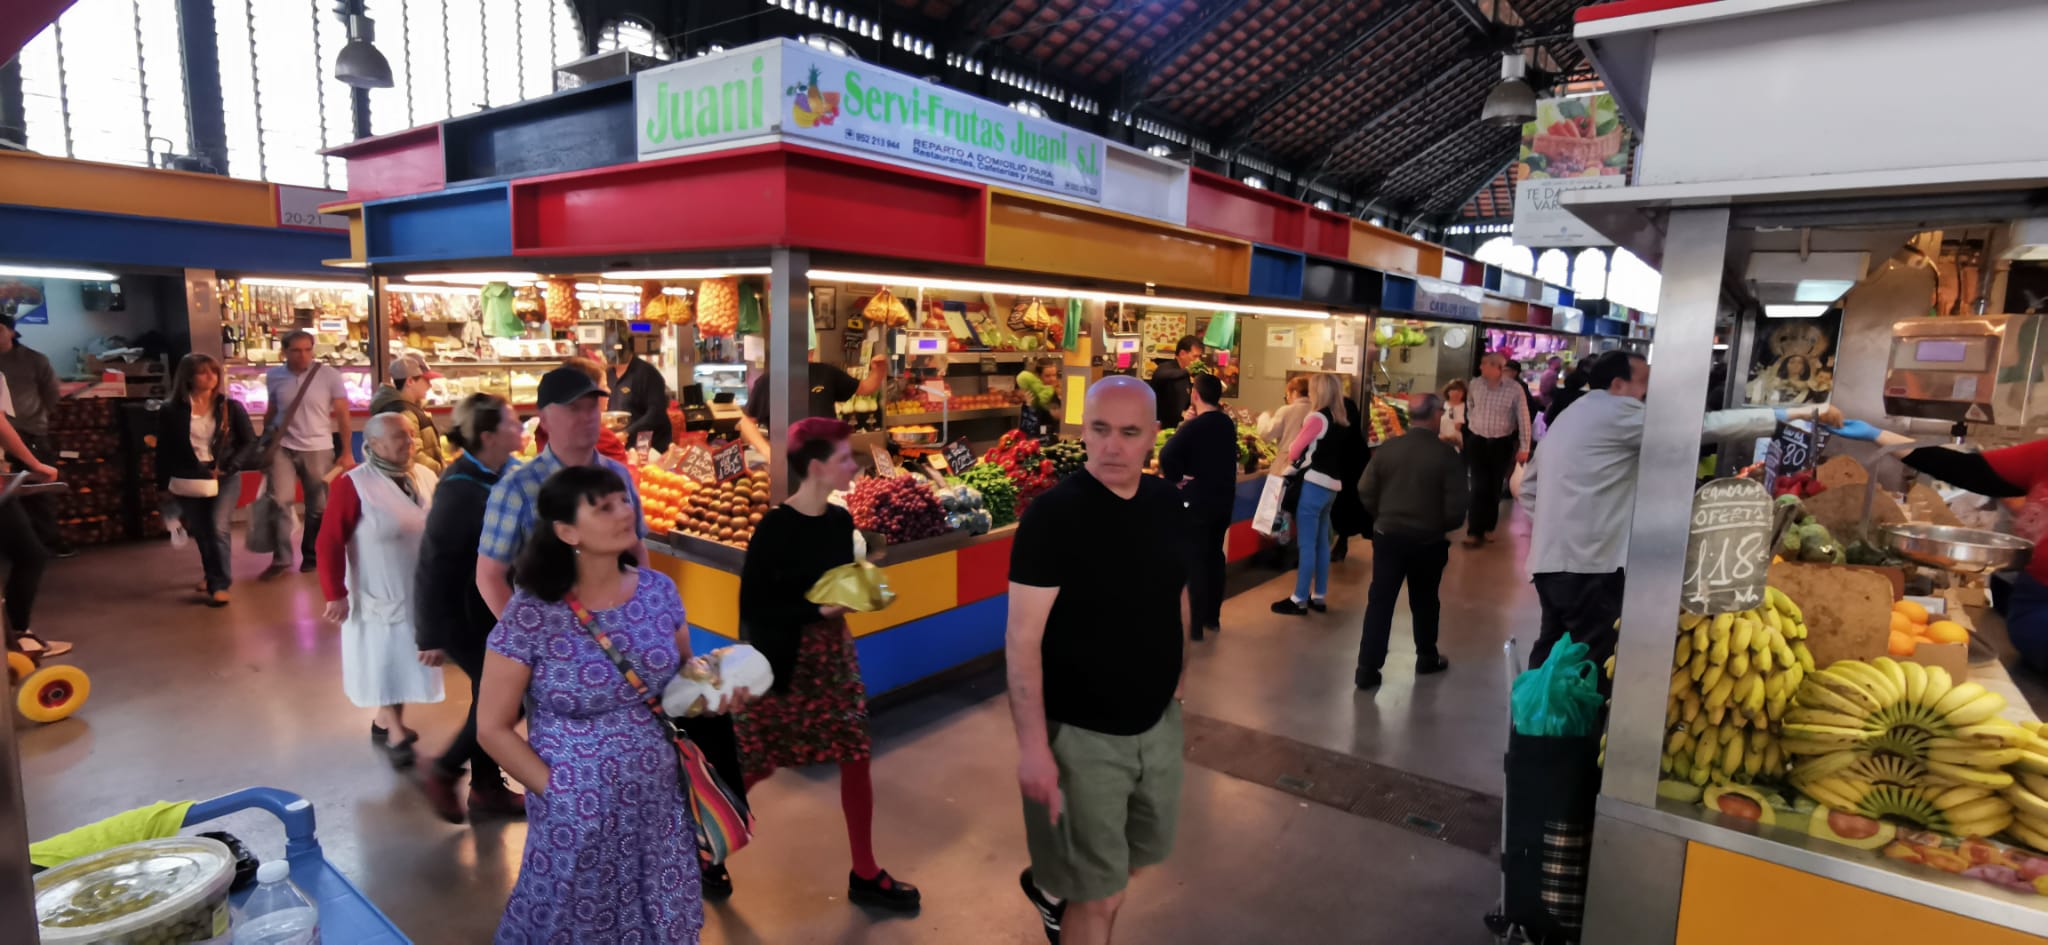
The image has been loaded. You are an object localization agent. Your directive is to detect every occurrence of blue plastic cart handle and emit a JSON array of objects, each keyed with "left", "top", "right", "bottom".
[{"left": 182, "top": 787, "right": 322, "bottom": 864}]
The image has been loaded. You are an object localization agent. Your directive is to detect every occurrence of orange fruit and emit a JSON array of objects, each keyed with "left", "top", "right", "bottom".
[
  {"left": 1926, "top": 620, "right": 1970, "bottom": 645},
  {"left": 1889, "top": 612, "right": 1914, "bottom": 636},
  {"left": 1887, "top": 630, "right": 1918, "bottom": 657},
  {"left": 1893, "top": 600, "right": 1930, "bottom": 623}
]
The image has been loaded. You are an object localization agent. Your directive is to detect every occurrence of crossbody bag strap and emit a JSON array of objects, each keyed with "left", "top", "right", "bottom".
[
  {"left": 564, "top": 591, "right": 686, "bottom": 739},
  {"left": 275, "top": 363, "right": 324, "bottom": 431}
]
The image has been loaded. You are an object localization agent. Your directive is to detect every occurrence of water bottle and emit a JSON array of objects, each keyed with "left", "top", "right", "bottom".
[{"left": 233, "top": 860, "right": 320, "bottom": 945}]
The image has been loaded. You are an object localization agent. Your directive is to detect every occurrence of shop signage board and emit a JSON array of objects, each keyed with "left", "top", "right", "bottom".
[
  {"left": 712, "top": 441, "right": 747, "bottom": 483},
  {"left": 942, "top": 438, "right": 976, "bottom": 475},
  {"left": 1680, "top": 477, "right": 1774, "bottom": 615},
  {"left": 275, "top": 185, "right": 350, "bottom": 232},
  {"left": 1413, "top": 278, "right": 1484, "bottom": 322},
  {"left": 635, "top": 40, "right": 1105, "bottom": 203},
  {"left": 1761, "top": 421, "right": 1831, "bottom": 494},
  {"left": 1511, "top": 93, "right": 1632, "bottom": 247},
  {"left": 870, "top": 444, "right": 898, "bottom": 478}
]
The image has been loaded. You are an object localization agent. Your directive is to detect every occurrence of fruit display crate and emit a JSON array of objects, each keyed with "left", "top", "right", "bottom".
[{"left": 885, "top": 407, "right": 1017, "bottom": 425}]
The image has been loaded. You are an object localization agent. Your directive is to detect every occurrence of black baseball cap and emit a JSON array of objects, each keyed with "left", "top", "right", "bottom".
[{"left": 534, "top": 366, "right": 606, "bottom": 409}]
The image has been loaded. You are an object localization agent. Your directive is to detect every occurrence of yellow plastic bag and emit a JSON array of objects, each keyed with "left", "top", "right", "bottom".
[{"left": 805, "top": 558, "right": 896, "bottom": 613}]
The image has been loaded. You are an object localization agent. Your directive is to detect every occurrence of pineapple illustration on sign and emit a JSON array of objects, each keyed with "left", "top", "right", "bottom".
[{"left": 787, "top": 63, "right": 841, "bottom": 128}]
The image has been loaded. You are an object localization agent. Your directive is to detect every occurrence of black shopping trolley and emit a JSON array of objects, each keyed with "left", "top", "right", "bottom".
[{"left": 1485, "top": 639, "right": 1603, "bottom": 945}]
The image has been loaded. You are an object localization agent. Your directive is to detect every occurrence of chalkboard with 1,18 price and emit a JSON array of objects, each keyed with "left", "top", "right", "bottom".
[
  {"left": 713, "top": 442, "right": 747, "bottom": 483},
  {"left": 1680, "top": 477, "right": 1774, "bottom": 616},
  {"left": 943, "top": 438, "right": 976, "bottom": 475}
]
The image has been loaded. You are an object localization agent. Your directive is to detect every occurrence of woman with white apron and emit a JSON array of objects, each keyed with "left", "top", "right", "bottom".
[{"left": 317, "top": 412, "right": 444, "bottom": 767}]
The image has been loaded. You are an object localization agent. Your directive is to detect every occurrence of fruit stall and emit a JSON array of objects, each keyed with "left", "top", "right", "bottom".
[{"left": 1564, "top": 0, "right": 2048, "bottom": 941}]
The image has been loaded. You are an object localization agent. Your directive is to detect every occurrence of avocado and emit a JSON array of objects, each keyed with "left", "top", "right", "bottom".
[
  {"left": 1702, "top": 784, "right": 1777, "bottom": 826},
  {"left": 1807, "top": 806, "right": 1896, "bottom": 849}
]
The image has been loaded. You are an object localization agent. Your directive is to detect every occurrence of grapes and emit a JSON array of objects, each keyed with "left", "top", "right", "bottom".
[{"left": 846, "top": 474, "right": 952, "bottom": 544}]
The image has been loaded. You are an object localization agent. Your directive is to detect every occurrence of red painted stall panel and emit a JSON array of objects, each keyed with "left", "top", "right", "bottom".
[
  {"left": 1440, "top": 252, "right": 1485, "bottom": 286},
  {"left": 509, "top": 144, "right": 985, "bottom": 265},
  {"left": 322, "top": 125, "right": 446, "bottom": 203},
  {"left": 955, "top": 534, "right": 1015, "bottom": 605},
  {"left": 1306, "top": 209, "right": 1351, "bottom": 259},
  {"left": 1186, "top": 169, "right": 1307, "bottom": 250}
]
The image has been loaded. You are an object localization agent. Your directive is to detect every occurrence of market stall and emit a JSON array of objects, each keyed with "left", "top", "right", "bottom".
[{"left": 1564, "top": 0, "right": 2048, "bottom": 940}]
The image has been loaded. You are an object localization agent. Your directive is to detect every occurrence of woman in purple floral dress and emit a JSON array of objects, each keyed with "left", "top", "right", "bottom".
[{"left": 477, "top": 466, "right": 708, "bottom": 944}]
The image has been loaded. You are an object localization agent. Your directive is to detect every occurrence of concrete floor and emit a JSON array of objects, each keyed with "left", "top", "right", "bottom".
[{"left": 18, "top": 507, "right": 1545, "bottom": 944}]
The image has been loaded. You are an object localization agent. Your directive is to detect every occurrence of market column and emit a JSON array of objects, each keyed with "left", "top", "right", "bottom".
[
  {"left": 1581, "top": 205, "right": 1730, "bottom": 945},
  {"left": 768, "top": 249, "right": 812, "bottom": 503}
]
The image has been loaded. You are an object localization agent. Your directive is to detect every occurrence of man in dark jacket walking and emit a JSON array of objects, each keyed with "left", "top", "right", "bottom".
[
  {"left": 1355, "top": 393, "right": 1470, "bottom": 690},
  {"left": 1159, "top": 374, "right": 1238, "bottom": 640}
]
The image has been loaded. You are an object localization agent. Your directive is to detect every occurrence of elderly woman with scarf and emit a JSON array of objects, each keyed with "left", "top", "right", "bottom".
[{"left": 318, "top": 411, "right": 445, "bottom": 768}]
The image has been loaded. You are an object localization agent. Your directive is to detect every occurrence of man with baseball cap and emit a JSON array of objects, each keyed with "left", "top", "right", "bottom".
[
  {"left": 474, "top": 366, "right": 648, "bottom": 618},
  {"left": 371, "top": 355, "right": 446, "bottom": 474}
]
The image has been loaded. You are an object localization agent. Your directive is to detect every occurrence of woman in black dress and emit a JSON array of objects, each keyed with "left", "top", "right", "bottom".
[{"left": 736, "top": 417, "right": 920, "bottom": 912}]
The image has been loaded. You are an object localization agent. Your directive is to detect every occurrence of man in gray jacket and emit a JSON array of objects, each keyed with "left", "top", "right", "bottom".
[{"left": 1355, "top": 393, "right": 1470, "bottom": 690}]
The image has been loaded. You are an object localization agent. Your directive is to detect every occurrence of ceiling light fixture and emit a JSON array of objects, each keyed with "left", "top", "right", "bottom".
[
  {"left": 401, "top": 272, "right": 540, "bottom": 286},
  {"left": 238, "top": 276, "right": 370, "bottom": 292},
  {"left": 803, "top": 34, "right": 856, "bottom": 58},
  {"left": 806, "top": 269, "right": 1332, "bottom": 319},
  {"left": 1480, "top": 52, "right": 1536, "bottom": 128},
  {"left": 1764, "top": 304, "right": 1829, "bottom": 318},
  {"left": 600, "top": 267, "right": 773, "bottom": 280},
  {"left": 0, "top": 263, "right": 118, "bottom": 282},
  {"left": 334, "top": 14, "right": 394, "bottom": 89}
]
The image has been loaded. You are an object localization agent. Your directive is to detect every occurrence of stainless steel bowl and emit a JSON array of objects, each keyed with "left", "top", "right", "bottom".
[{"left": 1880, "top": 523, "right": 2033, "bottom": 574}]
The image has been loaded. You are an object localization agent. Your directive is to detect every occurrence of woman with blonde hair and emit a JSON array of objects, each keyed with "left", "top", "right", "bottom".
[{"left": 1273, "top": 374, "right": 1363, "bottom": 615}]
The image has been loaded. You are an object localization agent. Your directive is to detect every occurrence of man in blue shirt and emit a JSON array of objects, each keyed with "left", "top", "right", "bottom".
[{"left": 476, "top": 367, "right": 647, "bottom": 617}]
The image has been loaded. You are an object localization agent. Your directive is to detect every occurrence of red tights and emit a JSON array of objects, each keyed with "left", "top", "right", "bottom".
[{"left": 745, "top": 758, "right": 878, "bottom": 879}]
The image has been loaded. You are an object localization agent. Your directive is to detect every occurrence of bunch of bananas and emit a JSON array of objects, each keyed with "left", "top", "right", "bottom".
[
  {"left": 1662, "top": 587, "right": 1817, "bottom": 787},
  {"left": 2003, "top": 725, "right": 2048, "bottom": 851},
  {"left": 1783, "top": 657, "right": 2032, "bottom": 839}
]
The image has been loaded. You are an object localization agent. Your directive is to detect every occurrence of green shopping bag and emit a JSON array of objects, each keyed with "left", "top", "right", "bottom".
[{"left": 1203, "top": 311, "right": 1237, "bottom": 349}]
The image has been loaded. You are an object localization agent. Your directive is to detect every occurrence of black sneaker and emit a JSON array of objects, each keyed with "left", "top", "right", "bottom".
[
  {"left": 1307, "top": 599, "right": 1328, "bottom": 613},
  {"left": 1416, "top": 654, "right": 1451, "bottom": 675},
  {"left": 700, "top": 859, "right": 733, "bottom": 900},
  {"left": 1355, "top": 669, "right": 1383, "bottom": 690},
  {"left": 1020, "top": 869, "right": 1064, "bottom": 944},
  {"left": 299, "top": 559, "right": 319, "bottom": 573},
  {"left": 1270, "top": 598, "right": 1309, "bottom": 616},
  {"left": 848, "top": 869, "right": 920, "bottom": 912}
]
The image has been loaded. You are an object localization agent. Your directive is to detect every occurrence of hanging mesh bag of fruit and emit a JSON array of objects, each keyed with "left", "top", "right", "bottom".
[
  {"left": 697, "top": 278, "right": 740, "bottom": 338},
  {"left": 544, "top": 278, "right": 581, "bottom": 330}
]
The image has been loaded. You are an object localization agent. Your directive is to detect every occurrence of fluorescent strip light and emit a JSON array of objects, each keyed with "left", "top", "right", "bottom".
[
  {"left": 1764, "top": 303, "right": 1829, "bottom": 318},
  {"left": 1712, "top": 343, "right": 1729, "bottom": 350},
  {"left": 600, "top": 267, "right": 773, "bottom": 280},
  {"left": 576, "top": 292, "right": 641, "bottom": 303},
  {"left": 385, "top": 284, "right": 478, "bottom": 297},
  {"left": 239, "top": 276, "right": 370, "bottom": 292},
  {"left": 805, "top": 269, "right": 1331, "bottom": 320},
  {"left": 0, "top": 264, "right": 119, "bottom": 281},
  {"left": 402, "top": 272, "right": 539, "bottom": 286},
  {"left": 1793, "top": 279, "right": 1856, "bottom": 302}
]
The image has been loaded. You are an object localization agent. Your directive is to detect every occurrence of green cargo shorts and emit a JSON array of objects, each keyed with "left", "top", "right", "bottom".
[{"left": 1022, "top": 702, "right": 1185, "bottom": 903}]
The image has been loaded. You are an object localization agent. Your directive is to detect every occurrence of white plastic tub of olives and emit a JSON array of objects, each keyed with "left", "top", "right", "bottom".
[{"left": 34, "top": 836, "right": 235, "bottom": 945}]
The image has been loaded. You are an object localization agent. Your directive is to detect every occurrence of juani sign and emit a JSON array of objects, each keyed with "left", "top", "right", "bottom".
[{"left": 636, "top": 40, "right": 1104, "bottom": 203}]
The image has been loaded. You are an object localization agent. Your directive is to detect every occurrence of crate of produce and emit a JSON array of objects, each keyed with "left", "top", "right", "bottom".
[
  {"left": 56, "top": 515, "right": 118, "bottom": 547},
  {"left": 50, "top": 428, "right": 121, "bottom": 461},
  {"left": 49, "top": 397, "right": 116, "bottom": 431}
]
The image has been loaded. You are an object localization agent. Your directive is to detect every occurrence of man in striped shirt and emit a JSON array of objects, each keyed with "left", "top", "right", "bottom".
[{"left": 1463, "top": 352, "right": 1529, "bottom": 547}]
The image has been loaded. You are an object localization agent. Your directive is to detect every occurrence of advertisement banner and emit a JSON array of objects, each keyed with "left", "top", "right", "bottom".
[
  {"left": 1511, "top": 93, "right": 1631, "bottom": 247},
  {"left": 777, "top": 43, "right": 1103, "bottom": 202}
]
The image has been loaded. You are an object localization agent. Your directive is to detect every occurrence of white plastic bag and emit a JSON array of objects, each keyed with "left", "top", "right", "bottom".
[{"left": 661, "top": 644, "right": 775, "bottom": 717}]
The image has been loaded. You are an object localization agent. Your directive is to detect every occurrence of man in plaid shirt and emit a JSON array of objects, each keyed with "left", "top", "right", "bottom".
[
  {"left": 1462, "top": 352, "right": 1529, "bottom": 547},
  {"left": 475, "top": 366, "right": 647, "bottom": 617}
]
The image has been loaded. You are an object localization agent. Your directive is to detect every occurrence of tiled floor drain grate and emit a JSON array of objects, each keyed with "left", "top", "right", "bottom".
[{"left": 1183, "top": 712, "right": 1501, "bottom": 856}]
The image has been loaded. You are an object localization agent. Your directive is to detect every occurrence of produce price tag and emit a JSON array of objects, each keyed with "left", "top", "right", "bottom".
[
  {"left": 678, "top": 445, "right": 717, "bottom": 484},
  {"left": 943, "top": 438, "right": 976, "bottom": 475},
  {"left": 1762, "top": 421, "right": 1830, "bottom": 494},
  {"left": 871, "top": 445, "right": 898, "bottom": 479},
  {"left": 1681, "top": 477, "right": 1774, "bottom": 616},
  {"left": 712, "top": 442, "right": 747, "bottom": 484}
]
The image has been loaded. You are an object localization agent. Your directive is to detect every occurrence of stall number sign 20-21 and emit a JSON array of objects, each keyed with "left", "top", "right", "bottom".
[
  {"left": 636, "top": 40, "right": 1104, "bottom": 203},
  {"left": 1681, "top": 478, "right": 1774, "bottom": 616}
]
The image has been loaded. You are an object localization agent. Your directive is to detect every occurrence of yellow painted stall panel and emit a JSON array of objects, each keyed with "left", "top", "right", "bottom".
[
  {"left": 647, "top": 554, "right": 743, "bottom": 639},
  {"left": 318, "top": 202, "right": 367, "bottom": 265},
  {"left": 986, "top": 190, "right": 1250, "bottom": 295},
  {"left": 1417, "top": 245, "right": 1445, "bottom": 279},
  {"left": 0, "top": 151, "right": 278, "bottom": 228},
  {"left": 1676, "top": 843, "right": 2041, "bottom": 945},
  {"left": 1483, "top": 298, "right": 1523, "bottom": 324},
  {"left": 1348, "top": 221, "right": 1424, "bottom": 274},
  {"left": 847, "top": 551, "right": 958, "bottom": 638}
]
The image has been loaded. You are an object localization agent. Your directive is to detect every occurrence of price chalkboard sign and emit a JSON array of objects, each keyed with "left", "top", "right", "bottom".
[
  {"left": 942, "top": 438, "right": 976, "bottom": 475},
  {"left": 1681, "top": 477, "right": 1774, "bottom": 616},
  {"left": 1762, "top": 421, "right": 1830, "bottom": 494},
  {"left": 870, "top": 444, "right": 898, "bottom": 479},
  {"left": 712, "top": 441, "right": 747, "bottom": 483},
  {"left": 677, "top": 445, "right": 717, "bottom": 484}
]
